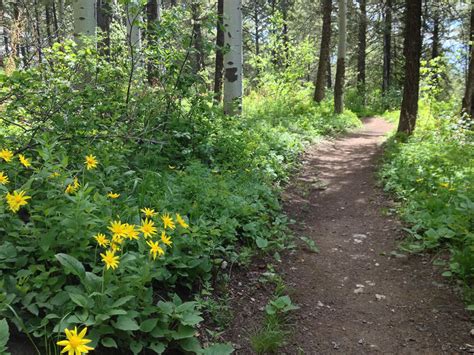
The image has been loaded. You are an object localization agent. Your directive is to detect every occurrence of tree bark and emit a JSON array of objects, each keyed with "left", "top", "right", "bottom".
[
  {"left": 191, "top": 1, "right": 204, "bottom": 73},
  {"left": 327, "top": 59, "right": 332, "bottom": 88},
  {"left": 357, "top": 0, "right": 366, "bottom": 99},
  {"left": 382, "top": 0, "right": 392, "bottom": 95},
  {"left": 97, "top": 0, "right": 112, "bottom": 56},
  {"left": 398, "top": 0, "right": 422, "bottom": 135},
  {"left": 462, "top": 4, "right": 474, "bottom": 118},
  {"left": 146, "top": 0, "right": 161, "bottom": 84},
  {"left": 223, "top": 0, "right": 243, "bottom": 115},
  {"left": 34, "top": 0, "right": 42, "bottom": 62},
  {"left": 334, "top": 0, "right": 347, "bottom": 114},
  {"left": 313, "top": 0, "right": 332, "bottom": 103},
  {"left": 213, "top": 0, "right": 224, "bottom": 102},
  {"left": 45, "top": 4, "right": 53, "bottom": 47},
  {"left": 72, "top": 0, "right": 96, "bottom": 44},
  {"left": 431, "top": 12, "right": 440, "bottom": 59},
  {"left": 282, "top": 0, "right": 289, "bottom": 67}
]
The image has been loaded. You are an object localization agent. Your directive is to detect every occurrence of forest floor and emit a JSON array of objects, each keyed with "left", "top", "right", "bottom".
[{"left": 224, "top": 117, "right": 473, "bottom": 354}]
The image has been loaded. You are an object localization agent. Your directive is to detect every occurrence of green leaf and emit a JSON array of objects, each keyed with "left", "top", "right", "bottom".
[
  {"left": 55, "top": 253, "right": 85, "bottom": 280},
  {"left": 149, "top": 342, "right": 166, "bottom": 354},
  {"left": 69, "top": 293, "right": 91, "bottom": 308},
  {"left": 202, "top": 343, "right": 234, "bottom": 355},
  {"left": 256, "top": 237, "right": 269, "bottom": 249},
  {"left": 179, "top": 337, "right": 202, "bottom": 353},
  {"left": 180, "top": 313, "right": 203, "bottom": 327},
  {"left": 111, "top": 296, "right": 135, "bottom": 308},
  {"left": 299, "top": 236, "right": 319, "bottom": 253},
  {"left": 140, "top": 318, "right": 158, "bottom": 332},
  {"left": 172, "top": 325, "right": 196, "bottom": 340},
  {"left": 130, "top": 341, "right": 143, "bottom": 354},
  {"left": 114, "top": 316, "right": 139, "bottom": 331},
  {"left": 0, "top": 319, "right": 10, "bottom": 353},
  {"left": 101, "top": 337, "right": 118, "bottom": 348}
]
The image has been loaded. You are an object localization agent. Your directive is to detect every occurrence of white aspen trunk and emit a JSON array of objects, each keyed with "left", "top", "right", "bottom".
[
  {"left": 223, "top": 0, "right": 243, "bottom": 115},
  {"left": 72, "top": 0, "right": 96, "bottom": 44},
  {"left": 334, "top": 0, "right": 347, "bottom": 114},
  {"left": 126, "top": 1, "right": 141, "bottom": 51}
]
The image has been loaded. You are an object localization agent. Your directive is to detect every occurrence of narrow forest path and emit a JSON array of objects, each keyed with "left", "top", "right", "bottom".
[{"left": 278, "top": 117, "right": 473, "bottom": 354}]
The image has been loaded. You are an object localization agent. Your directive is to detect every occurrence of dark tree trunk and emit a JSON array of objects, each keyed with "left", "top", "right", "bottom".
[
  {"left": 191, "top": 2, "right": 204, "bottom": 74},
  {"left": 432, "top": 12, "right": 440, "bottom": 59},
  {"left": 97, "top": 0, "right": 112, "bottom": 57},
  {"left": 45, "top": 5, "right": 53, "bottom": 47},
  {"left": 146, "top": 0, "right": 159, "bottom": 84},
  {"left": 462, "top": 5, "right": 474, "bottom": 118},
  {"left": 313, "top": 0, "right": 332, "bottom": 103},
  {"left": 334, "top": 0, "right": 347, "bottom": 114},
  {"left": 398, "top": 0, "right": 422, "bottom": 135},
  {"left": 213, "top": 0, "right": 224, "bottom": 103},
  {"left": 52, "top": 0, "right": 59, "bottom": 36},
  {"left": 327, "top": 59, "right": 332, "bottom": 88},
  {"left": 33, "top": 0, "right": 42, "bottom": 63},
  {"left": 382, "top": 0, "right": 392, "bottom": 95},
  {"left": 357, "top": 0, "right": 367, "bottom": 99}
]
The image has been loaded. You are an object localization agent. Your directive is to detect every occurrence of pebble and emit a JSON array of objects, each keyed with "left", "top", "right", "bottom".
[{"left": 375, "top": 294, "right": 386, "bottom": 301}]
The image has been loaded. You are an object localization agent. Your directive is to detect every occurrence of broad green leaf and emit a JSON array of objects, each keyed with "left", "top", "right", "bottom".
[
  {"left": 101, "top": 337, "right": 117, "bottom": 348},
  {"left": 114, "top": 316, "right": 139, "bottom": 331},
  {"left": 140, "top": 318, "right": 158, "bottom": 332},
  {"left": 55, "top": 253, "right": 85, "bottom": 280}
]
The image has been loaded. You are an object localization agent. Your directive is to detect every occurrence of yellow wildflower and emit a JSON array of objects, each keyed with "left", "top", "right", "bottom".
[
  {"left": 84, "top": 154, "right": 98, "bottom": 170},
  {"left": 100, "top": 250, "right": 119, "bottom": 270},
  {"left": 18, "top": 154, "right": 31, "bottom": 168},
  {"left": 0, "top": 171, "right": 9, "bottom": 185},
  {"left": 439, "top": 182, "right": 449, "bottom": 188},
  {"left": 161, "top": 231, "right": 172, "bottom": 247},
  {"left": 110, "top": 242, "right": 121, "bottom": 252},
  {"left": 176, "top": 213, "right": 189, "bottom": 229},
  {"left": 0, "top": 149, "right": 13, "bottom": 162},
  {"left": 108, "top": 220, "right": 127, "bottom": 238},
  {"left": 147, "top": 240, "right": 164, "bottom": 260},
  {"left": 93, "top": 233, "right": 109, "bottom": 248},
  {"left": 49, "top": 172, "right": 61, "bottom": 178},
  {"left": 73, "top": 177, "right": 80, "bottom": 189},
  {"left": 56, "top": 326, "right": 94, "bottom": 355},
  {"left": 161, "top": 213, "right": 175, "bottom": 230},
  {"left": 141, "top": 207, "right": 157, "bottom": 218},
  {"left": 107, "top": 192, "right": 120, "bottom": 199},
  {"left": 112, "top": 234, "right": 124, "bottom": 245},
  {"left": 6, "top": 190, "right": 31, "bottom": 212},
  {"left": 124, "top": 223, "right": 139, "bottom": 240},
  {"left": 65, "top": 177, "right": 80, "bottom": 194},
  {"left": 140, "top": 218, "right": 157, "bottom": 238}
]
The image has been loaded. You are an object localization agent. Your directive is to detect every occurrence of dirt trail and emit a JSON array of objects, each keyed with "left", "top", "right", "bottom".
[{"left": 278, "top": 117, "right": 472, "bottom": 354}]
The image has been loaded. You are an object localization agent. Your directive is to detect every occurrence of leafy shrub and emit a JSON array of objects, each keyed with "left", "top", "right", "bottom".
[{"left": 380, "top": 111, "right": 474, "bottom": 305}]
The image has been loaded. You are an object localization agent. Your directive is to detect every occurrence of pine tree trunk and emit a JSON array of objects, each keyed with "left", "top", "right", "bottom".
[
  {"left": 313, "top": 0, "right": 332, "bottom": 103},
  {"left": 382, "top": 0, "right": 392, "bottom": 95},
  {"left": 72, "top": 0, "right": 96, "bottom": 44},
  {"left": 327, "top": 60, "right": 332, "bottom": 88},
  {"left": 45, "top": 5, "right": 53, "bottom": 47},
  {"left": 462, "top": 4, "right": 474, "bottom": 118},
  {"left": 97, "top": 0, "right": 112, "bottom": 56},
  {"left": 334, "top": 0, "right": 347, "bottom": 114},
  {"left": 34, "top": 0, "right": 42, "bottom": 62},
  {"left": 191, "top": 1, "right": 204, "bottom": 73},
  {"left": 223, "top": 0, "right": 243, "bottom": 115},
  {"left": 213, "top": 0, "right": 224, "bottom": 102},
  {"left": 254, "top": 1, "right": 260, "bottom": 57},
  {"left": 282, "top": 0, "right": 289, "bottom": 67},
  {"left": 146, "top": 0, "right": 161, "bottom": 84},
  {"left": 52, "top": 0, "right": 59, "bottom": 37},
  {"left": 357, "top": 0, "right": 366, "bottom": 99},
  {"left": 398, "top": 0, "right": 422, "bottom": 135}
]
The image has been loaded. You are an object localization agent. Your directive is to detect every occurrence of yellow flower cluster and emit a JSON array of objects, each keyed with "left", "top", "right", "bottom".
[
  {"left": 1, "top": 149, "right": 33, "bottom": 213},
  {"left": 65, "top": 177, "right": 80, "bottom": 194},
  {"left": 95, "top": 210, "right": 189, "bottom": 269}
]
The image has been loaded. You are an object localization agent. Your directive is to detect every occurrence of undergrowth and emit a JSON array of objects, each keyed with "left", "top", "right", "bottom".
[{"left": 380, "top": 104, "right": 474, "bottom": 307}]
